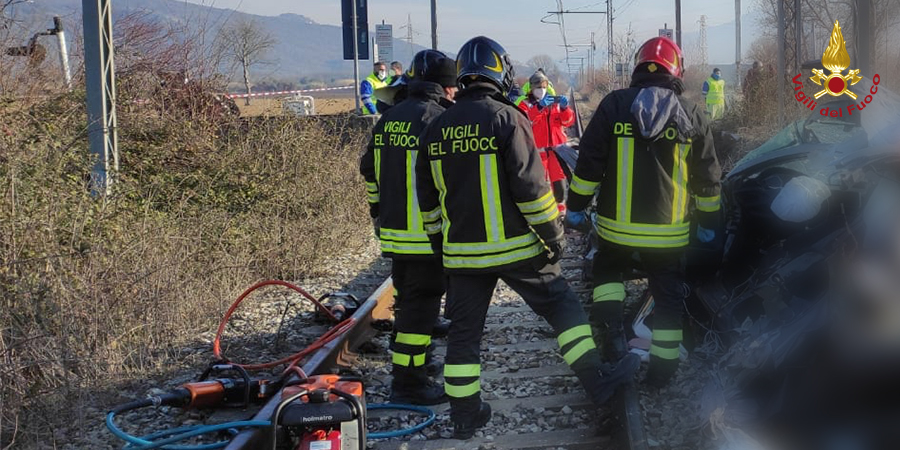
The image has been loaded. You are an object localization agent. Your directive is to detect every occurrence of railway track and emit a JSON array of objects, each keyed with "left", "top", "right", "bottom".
[{"left": 219, "top": 230, "right": 648, "bottom": 450}]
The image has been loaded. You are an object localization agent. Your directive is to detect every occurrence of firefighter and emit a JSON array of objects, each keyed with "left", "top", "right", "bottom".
[
  {"left": 518, "top": 70, "right": 575, "bottom": 216},
  {"left": 361, "top": 61, "right": 388, "bottom": 115},
  {"left": 702, "top": 67, "right": 726, "bottom": 120},
  {"left": 417, "top": 36, "right": 640, "bottom": 439},
  {"left": 566, "top": 37, "right": 722, "bottom": 387},
  {"left": 359, "top": 50, "right": 459, "bottom": 405}
]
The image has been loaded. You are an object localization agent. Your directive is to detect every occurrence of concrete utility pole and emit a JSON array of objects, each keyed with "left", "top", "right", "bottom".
[
  {"left": 431, "top": 0, "right": 438, "bottom": 50},
  {"left": 352, "top": 0, "right": 361, "bottom": 114},
  {"left": 675, "top": 0, "right": 682, "bottom": 48},
  {"left": 82, "top": 0, "right": 119, "bottom": 196},
  {"left": 735, "top": 0, "right": 741, "bottom": 88},
  {"left": 608, "top": 0, "right": 614, "bottom": 71},
  {"left": 590, "top": 31, "right": 596, "bottom": 84}
]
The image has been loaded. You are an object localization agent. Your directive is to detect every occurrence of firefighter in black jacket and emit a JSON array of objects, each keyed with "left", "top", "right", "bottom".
[
  {"left": 566, "top": 37, "right": 722, "bottom": 386},
  {"left": 417, "top": 36, "right": 640, "bottom": 439},
  {"left": 359, "top": 50, "right": 459, "bottom": 405}
]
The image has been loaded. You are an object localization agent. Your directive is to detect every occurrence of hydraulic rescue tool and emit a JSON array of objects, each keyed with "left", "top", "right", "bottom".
[{"left": 271, "top": 375, "right": 366, "bottom": 450}]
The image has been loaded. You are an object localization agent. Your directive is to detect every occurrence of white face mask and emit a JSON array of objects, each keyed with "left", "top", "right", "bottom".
[
  {"left": 377, "top": 70, "right": 387, "bottom": 80},
  {"left": 532, "top": 88, "right": 546, "bottom": 101}
]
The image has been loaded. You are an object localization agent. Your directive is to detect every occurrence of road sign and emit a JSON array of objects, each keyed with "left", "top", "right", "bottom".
[
  {"left": 659, "top": 28, "right": 674, "bottom": 39},
  {"left": 342, "top": 0, "right": 369, "bottom": 60},
  {"left": 375, "top": 24, "right": 393, "bottom": 64},
  {"left": 615, "top": 63, "right": 624, "bottom": 77}
]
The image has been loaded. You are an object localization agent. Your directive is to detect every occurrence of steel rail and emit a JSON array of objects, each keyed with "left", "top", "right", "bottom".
[{"left": 222, "top": 277, "right": 395, "bottom": 450}]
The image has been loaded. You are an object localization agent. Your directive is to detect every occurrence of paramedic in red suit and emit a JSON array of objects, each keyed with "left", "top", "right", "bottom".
[{"left": 517, "top": 70, "right": 575, "bottom": 216}]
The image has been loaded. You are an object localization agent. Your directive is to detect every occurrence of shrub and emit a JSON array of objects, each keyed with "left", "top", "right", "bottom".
[{"left": 0, "top": 89, "right": 370, "bottom": 446}]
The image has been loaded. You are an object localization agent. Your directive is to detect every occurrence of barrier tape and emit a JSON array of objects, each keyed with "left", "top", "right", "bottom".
[{"left": 225, "top": 85, "right": 354, "bottom": 99}]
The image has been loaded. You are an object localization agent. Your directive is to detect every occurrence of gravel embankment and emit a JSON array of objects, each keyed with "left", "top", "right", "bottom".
[
  {"left": 78, "top": 238, "right": 387, "bottom": 449},
  {"left": 86, "top": 230, "right": 719, "bottom": 450}
]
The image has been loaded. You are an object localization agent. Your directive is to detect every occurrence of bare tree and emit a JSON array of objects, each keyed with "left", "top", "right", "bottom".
[
  {"left": 217, "top": 18, "right": 274, "bottom": 105},
  {"left": 754, "top": 0, "right": 900, "bottom": 72},
  {"left": 0, "top": 0, "right": 28, "bottom": 27},
  {"left": 526, "top": 54, "right": 561, "bottom": 82}
]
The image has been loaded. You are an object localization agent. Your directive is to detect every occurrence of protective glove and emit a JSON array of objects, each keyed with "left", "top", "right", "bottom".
[
  {"left": 564, "top": 210, "right": 590, "bottom": 233},
  {"left": 557, "top": 96, "right": 569, "bottom": 109},
  {"left": 696, "top": 225, "right": 715, "bottom": 243},
  {"left": 539, "top": 95, "right": 555, "bottom": 108},
  {"left": 547, "top": 240, "right": 566, "bottom": 265}
]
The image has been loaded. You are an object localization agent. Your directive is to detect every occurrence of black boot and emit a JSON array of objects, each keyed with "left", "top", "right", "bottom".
[
  {"left": 644, "top": 357, "right": 679, "bottom": 389},
  {"left": 576, "top": 353, "right": 641, "bottom": 405},
  {"left": 390, "top": 365, "right": 448, "bottom": 405},
  {"left": 431, "top": 317, "right": 450, "bottom": 339},
  {"left": 601, "top": 320, "right": 629, "bottom": 363},
  {"left": 451, "top": 397, "right": 492, "bottom": 440}
]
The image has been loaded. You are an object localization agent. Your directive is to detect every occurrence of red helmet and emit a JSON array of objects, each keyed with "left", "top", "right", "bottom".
[{"left": 633, "top": 37, "right": 684, "bottom": 78}]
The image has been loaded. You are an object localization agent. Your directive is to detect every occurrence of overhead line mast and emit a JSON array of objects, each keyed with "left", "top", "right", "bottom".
[{"left": 543, "top": 0, "right": 611, "bottom": 82}]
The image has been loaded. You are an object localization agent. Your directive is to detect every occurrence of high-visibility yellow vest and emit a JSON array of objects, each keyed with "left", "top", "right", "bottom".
[
  {"left": 706, "top": 77, "right": 725, "bottom": 105},
  {"left": 366, "top": 73, "right": 387, "bottom": 92},
  {"left": 515, "top": 81, "right": 557, "bottom": 106}
]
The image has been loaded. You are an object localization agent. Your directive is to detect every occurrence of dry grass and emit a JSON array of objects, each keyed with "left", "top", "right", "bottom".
[
  {"left": 0, "top": 87, "right": 371, "bottom": 447},
  {"left": 237, "top": 97, "right": 356, "bottom": 117}
]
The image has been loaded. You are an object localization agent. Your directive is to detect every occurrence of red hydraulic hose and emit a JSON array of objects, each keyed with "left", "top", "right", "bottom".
[{"left": 212, "top": 280, "right": 356, "bottom": 371}]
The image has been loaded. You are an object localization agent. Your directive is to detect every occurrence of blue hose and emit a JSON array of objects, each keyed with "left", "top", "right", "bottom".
[
  {"left": 106, "top": 410, "right": 270, "bottom": 450},
  {"left": 366, "top": 403, "right": 436, "bottom": 440}
]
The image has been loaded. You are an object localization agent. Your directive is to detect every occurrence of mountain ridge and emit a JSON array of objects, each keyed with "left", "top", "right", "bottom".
[{"left": 7, "top": 0, "right": 431, "bottom": 83}]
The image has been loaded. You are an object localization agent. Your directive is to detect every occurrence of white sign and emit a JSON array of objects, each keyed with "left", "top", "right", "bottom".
[
  {"left": 375, "top": 24, "right": 393, "bottom": 64},
  {"left": 658, "top": 28, "right": 673, "bottom": 39}
]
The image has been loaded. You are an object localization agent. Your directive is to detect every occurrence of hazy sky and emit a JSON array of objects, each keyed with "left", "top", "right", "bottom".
[{"left": 185, "top": 0, "right": 757, "bottom": 65}]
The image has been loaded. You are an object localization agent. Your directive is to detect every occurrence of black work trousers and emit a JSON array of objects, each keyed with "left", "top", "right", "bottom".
[
  {"left": 443, "top": 259, "right": 604, "bottom": 421},
  {"left": 590, "top": 241, "right": 686, "bottom": 376},
  {"left": 390, "top": 259, "right": 445, "bottom": 371}
]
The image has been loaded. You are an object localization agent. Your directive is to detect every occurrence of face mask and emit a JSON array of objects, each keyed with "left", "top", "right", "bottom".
[
  {"left": 532, "top": 88, "right": 546, "bottom": 101},
  {"left": 377, "top": 70, "right": 387, "bottom": 80},
  {"left": 712, "top": 73, "right": 721, "bottom": 80}
]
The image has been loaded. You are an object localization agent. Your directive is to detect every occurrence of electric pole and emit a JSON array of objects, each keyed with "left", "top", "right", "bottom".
[
  {"left": 699, "top": 15, "right": 709, "bottom": 71},
  {"left": 431, "top": 0, "right": 438, "bottom": 50},
  {"left": 777, "top": 0, "right": 785, "bottom": 124},
  {"left": 736, "top": 0, "right": 741, "bottom": 88},
  {"left": 352, "top": 0, "right": 360, "bottom": 114},
  {"left": 590, "top": 31, "right": 596, "bottom": 84},
  {"left": 83, "top": 0, "right": 119, "bottom": 196},
  {"left": 675, "top": 0, "right": 682, "bottom": 48},
  {"left": 608, "top": 0, "right": 614, "bottom": 71},
  {"left": 401, "top": 14, "right": 414, "bottom": 57},
  {"left": 544, "top": 5, "right": 610, "bottom": 74}
]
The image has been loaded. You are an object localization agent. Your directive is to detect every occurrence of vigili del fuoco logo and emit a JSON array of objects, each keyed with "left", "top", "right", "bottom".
[{"left": 791, "top": 20, "right": 881, "bottom": 118}]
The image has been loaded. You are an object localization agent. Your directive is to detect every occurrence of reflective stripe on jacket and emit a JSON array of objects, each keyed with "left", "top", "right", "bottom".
[
  {"left": 568, "top": 81, "right": 721, "bottom": 249},
  {"left": 360, "top": 81, "right": 447, "bottom": 259},
  {"left": 361, "top": 73, "right": 387, "bottom": 114},
  {"left": 705, "top": 77, "right": 725, "bottom": 105},
  {"left": 417, "top": 83, "right": 562, "bottom": 273}
]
